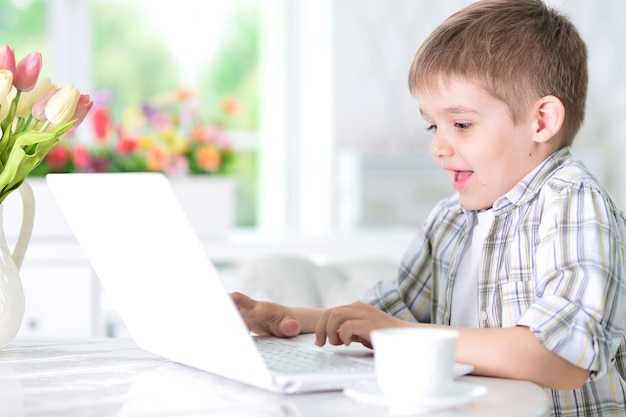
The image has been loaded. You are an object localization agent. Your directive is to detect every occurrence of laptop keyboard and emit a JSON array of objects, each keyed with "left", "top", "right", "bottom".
[{"left": 255, "top": 337, "right": 374, "bottom": 375}]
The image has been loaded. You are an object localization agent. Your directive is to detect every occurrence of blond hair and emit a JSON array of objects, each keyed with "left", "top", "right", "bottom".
[{"left": 409, "top": 0, "right": 588, "bottom": 146}]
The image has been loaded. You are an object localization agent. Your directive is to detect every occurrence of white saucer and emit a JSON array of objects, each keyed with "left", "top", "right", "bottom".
[
  {"left": 452, "top": 363, "right": 473, "bottom": 378},
  {"left": 343, "top": 380, "right": 487, "bottom": 414}
]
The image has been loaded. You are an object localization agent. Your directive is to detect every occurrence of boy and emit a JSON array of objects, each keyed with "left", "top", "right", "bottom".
[{"left": 232, "top": 0, "right": 626, "bottom": 415}]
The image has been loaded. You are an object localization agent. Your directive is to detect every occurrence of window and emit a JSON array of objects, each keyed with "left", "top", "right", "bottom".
[
  {"left": 91, "top": 0, "right": 260, "bottom": 227},
  {"left": 4, "top": 0, "right": 261, "bottom": 227}
]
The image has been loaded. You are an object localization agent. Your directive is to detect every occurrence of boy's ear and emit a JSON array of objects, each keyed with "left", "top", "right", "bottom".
[{"left": 532, "top": 95, "right": 565, "bottom": 144}]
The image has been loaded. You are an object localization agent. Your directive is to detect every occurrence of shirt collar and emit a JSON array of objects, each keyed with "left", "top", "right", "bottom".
[{"left": 492, "top": 147, "right": 572, "bottom": 214}]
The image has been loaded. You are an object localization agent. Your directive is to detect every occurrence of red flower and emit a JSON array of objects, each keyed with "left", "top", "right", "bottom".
[
  {"left": 116, "top": 135, "right": 139, "bottom": 154},
  {"left": 72, "top": 145, "right": 92, "bottom": 170},
  {"left": 91, "top": 106, "right": 111, "bottom": 143},
  {"left": 46, "top": 145, "right": 71, "bottom": 170}
]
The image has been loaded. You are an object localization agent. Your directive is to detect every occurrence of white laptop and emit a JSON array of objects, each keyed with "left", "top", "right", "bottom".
[{"left": 45, "top": 172, "right": 376, "bottom": 394}]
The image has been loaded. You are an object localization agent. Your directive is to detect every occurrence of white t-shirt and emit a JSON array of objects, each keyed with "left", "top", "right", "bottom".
[{"left": 449, "top": 209, "right": 494, "bottom": 327}]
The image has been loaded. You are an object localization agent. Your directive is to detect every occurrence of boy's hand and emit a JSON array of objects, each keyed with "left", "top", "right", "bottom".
[
  {"left": 230, "top": 292, "right": 301, "bottom": 337},
  {"left": 314, "top": 301, "right": 409, "bottom": 349}
]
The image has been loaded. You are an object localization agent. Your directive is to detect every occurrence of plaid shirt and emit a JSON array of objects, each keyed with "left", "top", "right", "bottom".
[{"left": 363, "top": 147, "right": 626, "bottom": 416}]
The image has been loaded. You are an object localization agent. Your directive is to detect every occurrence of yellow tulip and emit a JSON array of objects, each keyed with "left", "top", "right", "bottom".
[
  {"left": 44, "top": 83, "right": 80, "bottom": 126},
  {"left": 16, "top": 77, "right": 56, "bottom": 118},
  {"left": 0, "top": 69, "right": 13, "bottom": 104}
]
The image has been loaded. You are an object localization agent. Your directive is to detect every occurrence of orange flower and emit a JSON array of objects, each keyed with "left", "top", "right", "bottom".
[
  {"left": 190, "top": 125, "right": 208, "bottom": 142},
  {"left": 195, "top": 145, "right": 221, "bottom": 172},
  {"left": 146, "top": 146, "right": 171, "bottom": 171},
  {"left": 175, "top": 87, "right": 194, "bottom": 101},
  {"left": 221, "top": 97, "right": 240, "bottom": 115}
]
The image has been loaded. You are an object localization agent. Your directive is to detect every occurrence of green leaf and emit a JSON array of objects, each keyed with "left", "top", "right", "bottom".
[{"left": 0, "top": 129, "right": 60, "bottom": 203}]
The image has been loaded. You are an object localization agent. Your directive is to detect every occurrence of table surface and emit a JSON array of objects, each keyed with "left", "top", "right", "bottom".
[{"left": 0, "top": 336, "right": 550, "bottom": 417}]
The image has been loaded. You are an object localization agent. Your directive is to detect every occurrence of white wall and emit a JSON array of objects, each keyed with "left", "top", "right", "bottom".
[
  {"left": 46, "top": 0, "right": 626, "bottom": 234},
  {"left": 327, "top": 0, "right": 626, "bottom": 229}
]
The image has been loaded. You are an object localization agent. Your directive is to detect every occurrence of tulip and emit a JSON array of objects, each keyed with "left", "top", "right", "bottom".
[
  {"left": 31, "top": 89, "right": 55, "bottom": 122},
  {"left": 16, "top": 77, "right": 56, "bottom": 118},
  {"left": 0, "top": 69, "right": 13, "bottom": 104},
  {"left": 68, "top": 94, "right": 94, "bottom": 131},
  {"left": 43, "top": 84, "right": 80, "bottom": 126},
  {"left": 14, "top": 51, "right": 42, "bottom": 92},
  {"left": 0, "top": 45, "right": 16, "bottom": 74}
]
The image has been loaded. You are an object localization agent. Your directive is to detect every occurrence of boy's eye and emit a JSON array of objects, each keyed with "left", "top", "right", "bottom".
[
  {"left": 425, "top": 125, "right": 437, "bottom": 132},
  {"left": 455, "top": 122, "right": 471, "bottom": 130}
]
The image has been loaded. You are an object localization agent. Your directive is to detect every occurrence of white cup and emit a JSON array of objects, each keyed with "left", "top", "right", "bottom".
[{"left": 370, "top": 327, "right": 460, "bottom": 412}]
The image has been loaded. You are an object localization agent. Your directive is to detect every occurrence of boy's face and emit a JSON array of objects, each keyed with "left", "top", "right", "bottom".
[{"left": 416, "top": 78, "right": 544, "bottom": 210}]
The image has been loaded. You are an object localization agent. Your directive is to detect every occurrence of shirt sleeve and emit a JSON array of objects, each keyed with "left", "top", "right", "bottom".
[
  {"left": 361, "top": 232, "right": 431, "bottom": 323},
  {"left": 360, "top": 198, "right": 458, "bottom": 323},
  {"left": 517, "top": 181, "right": 626, "bottom": 380}
]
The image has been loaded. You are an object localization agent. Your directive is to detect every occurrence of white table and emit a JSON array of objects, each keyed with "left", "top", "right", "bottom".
[{"left": 0, "top": 337, "right": 550, "bottom": 417}]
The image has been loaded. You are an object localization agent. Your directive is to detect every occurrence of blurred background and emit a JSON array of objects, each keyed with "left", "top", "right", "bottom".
[{"left": 2, "top": 0, "right": 625, "bottom": 337}]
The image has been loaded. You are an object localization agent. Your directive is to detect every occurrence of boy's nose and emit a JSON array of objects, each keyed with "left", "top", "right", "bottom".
[{"left": 429, "top": 132, "right": 453, "bottom": 159}]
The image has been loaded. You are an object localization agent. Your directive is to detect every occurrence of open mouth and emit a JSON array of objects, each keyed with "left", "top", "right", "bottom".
[{"left": 453, "top": 170, "right": 473, "bottom": 190}]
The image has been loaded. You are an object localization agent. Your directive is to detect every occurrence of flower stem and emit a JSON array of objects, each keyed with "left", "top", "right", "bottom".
[
  {"left": 22, "top": 115, "right": 34, "bottom": 131},
  {"left": 39, "top": 120, "right": 50, "bottom": 132}
]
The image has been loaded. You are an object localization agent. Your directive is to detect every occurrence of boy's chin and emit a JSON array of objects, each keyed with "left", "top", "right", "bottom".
[{"left": 459, "top": 195, "right": 494, "bottom": 211}]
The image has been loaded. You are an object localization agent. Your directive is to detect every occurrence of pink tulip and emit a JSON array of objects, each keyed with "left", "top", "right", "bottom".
[
  {"left": 14, "top": 51, "right": 42, "bottom": 92},
  {"left": 32, "top": 89, "right": 57, "bottom": 121},
  {"left": 0, "top": 45, "right": 16, "bottom": 73},
  {"left": 68, "top": 94, "right": 94, "bottom": 131}
]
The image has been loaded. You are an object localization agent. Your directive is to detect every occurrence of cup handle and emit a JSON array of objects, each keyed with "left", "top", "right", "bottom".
[{"left": 12, "top": 181, "right": 35, "bottom": 271}]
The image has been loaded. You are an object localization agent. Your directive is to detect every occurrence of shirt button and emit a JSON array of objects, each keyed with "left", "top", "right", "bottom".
[{"left": 479, "top": 311, "right": 488, "bottom": 321}]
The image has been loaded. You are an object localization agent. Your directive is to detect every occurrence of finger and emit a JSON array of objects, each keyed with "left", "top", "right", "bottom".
[
  {"left": 325, "top": 307, "right": 350, "bottom": 346},
  {"left": 278, "top": 318, "right": 301, "bottom": 337},
  {"left": 314, "top": 309, "right": 331, "bottom": 346},
  {"left": 230, "top": 291, "right": 255, "bottom": 313},
  {"left": 354, "top": 335, "right": 373, "bottom": 349},
  {"left": 241, "top": 303, "right": 299, "bottom": 338},
  {"left": 337, "top": 319, "right": 371, "bottom": 347},
  {"left": 237, "top": 302, "right": 273, "bottom": 334}
]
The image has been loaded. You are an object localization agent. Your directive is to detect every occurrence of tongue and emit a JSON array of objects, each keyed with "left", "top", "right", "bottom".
[{"left": 456, "top": 171, "right": 473, "bottom": 180}]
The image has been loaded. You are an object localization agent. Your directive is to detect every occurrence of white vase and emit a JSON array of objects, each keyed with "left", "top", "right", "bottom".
[{"left": 0, "top": 181, "right": 35, "bottom": 348}]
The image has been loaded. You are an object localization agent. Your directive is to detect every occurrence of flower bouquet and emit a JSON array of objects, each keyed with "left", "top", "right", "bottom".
[
  {"left": 0, "top": 44, "right": 92, "bottom": 203},
  {"left": 30, "top": 88, "right": 237, "bottom": 178},
  {"left": 0, "top": 44, "right": 91, "bottom": 350}
]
